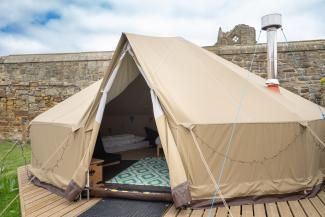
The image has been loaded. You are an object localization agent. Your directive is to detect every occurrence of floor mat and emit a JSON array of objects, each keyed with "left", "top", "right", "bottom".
[
  {"left": 79, "top": 198, "right": 170, "bottom": 217},
  {"left": 106, "top": 157, "right": 170, "bottom": 188}
]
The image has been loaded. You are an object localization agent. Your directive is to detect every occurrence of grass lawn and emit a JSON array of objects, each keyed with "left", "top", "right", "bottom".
[{"left": 0, "top": 140, "right": 31, "bottom": 217}]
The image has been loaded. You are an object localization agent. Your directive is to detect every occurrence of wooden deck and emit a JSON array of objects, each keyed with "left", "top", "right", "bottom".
[
  {"left": 17, "top": 166, "right": 100, "bottom": 217},
  {"left": 163, "top": 190, "right": 325, "bottom": 217},
  {"left": 17, "top": 165, "right": 325, "bottom": 217}
]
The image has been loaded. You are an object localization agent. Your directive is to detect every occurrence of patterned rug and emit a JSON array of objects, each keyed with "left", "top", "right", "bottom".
[{"left": 106, "top": 157, "right": 170, "bottom": 187}]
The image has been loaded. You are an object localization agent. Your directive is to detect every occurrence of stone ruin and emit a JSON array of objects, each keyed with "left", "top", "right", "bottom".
[{"left": 216, "top": 24, "right": 256, "bottom": 46}]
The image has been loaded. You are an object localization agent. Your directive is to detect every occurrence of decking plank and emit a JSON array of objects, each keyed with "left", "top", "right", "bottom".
[
  {"left": 27, "top": 198, "right": 67, "bottom": 217},
  {"left": 25, "top": 193, "right": 59, "bottom": 209},
  {"left": 177, "top": 209, "right": 192, "bottom": 217},
  {"left": 215, "top": 206, "right": 228, "bottom": 217},
  {"left": 17, "top": 167, "right": 26, "bottom": 217},
  {"left": 61, "top": 199, "right": 101, "bottom": 217},
  {"left": 164, "top": 205, "right": 180, "bottom": 217},
  {"left": 319, "top": 191, "right": 325, "bottom": 204},
  {"left": 23, "top": 186, "right": 47, "bottom": 197},
  {"left": 37, "top": 200, "right": 73, "bottom": 217},
  {"left": 299, "top": 199, "right": 320, "bottom": 217},
  {"left": 20, "top": 176, "right": 29, "bottom": 183},
  {"left": 242, "top": 204, "right": 254, "bottom": 217},
  {"left": 23, "top": 187, "right": 46, "bottom": 197},
  {"left": 25, "top": 194, "right": 61, "bottom": 214},
  {"left": 288, "top": 200, "right": 307, "bottom": 217},
  {"left": 254, "top": 204, "right": 267, "bottom": 217},
  {"left": 309, "top": 197, "right": 325, "bottom": 217},
  {"left": 229, "top": 206, "right": 240, "bottom": 217},
  {"left": 190, "top": 209, "right": 205, "bottom": 217},
  {"left": 46, "top": 200, "right": 88, "bottom": 216},
  {"left": 202, "top": 208, "right": 217, "bottom": 217},
  {"left": 278, "top": 201, "right": 293, "bottom": 217},
  {"left": 265, "top": 203, "right": 280, "bottom": 217},
  {"left": 21, "top": 185, "right": 39, "bottom": 194},
  {"left": 24, "top": 190, "right": 52, "bottom": 205}
]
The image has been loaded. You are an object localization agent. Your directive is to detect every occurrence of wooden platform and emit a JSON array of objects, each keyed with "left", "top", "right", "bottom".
[
  {"left": 17, "top": 166, "right": 100, "bottom": 217},
  {"left": 163, "top": 190, "right": 325, "bottom": 217},
  {"left": 17, "top": 165, "right": 325, "bottom": 217}
]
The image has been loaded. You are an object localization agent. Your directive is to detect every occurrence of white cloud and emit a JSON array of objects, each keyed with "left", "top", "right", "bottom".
[
  {"left": 0, "top": 34, "right": 49, "bottom": 54},
  {"left": 0, "top": 0, "right": 324, "bottom": 55}
]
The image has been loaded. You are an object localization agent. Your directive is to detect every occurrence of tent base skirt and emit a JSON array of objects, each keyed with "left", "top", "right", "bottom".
[
  {"left": 90, "top": 187, "right": 172, "bottom": 202},
  {"left": 190, "top": 181, "right": 325, "bottom": 209}
]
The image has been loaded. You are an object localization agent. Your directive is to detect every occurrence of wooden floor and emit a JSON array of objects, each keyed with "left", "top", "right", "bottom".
[
  {"left": 17, "top": 166, "right": 100, "bottom": 217},
  {"left": 163, "top": 190, "right": 325, "bottom": 217},
  {"left": 18, "top": 165, "right": 325, "bottom": 217}
]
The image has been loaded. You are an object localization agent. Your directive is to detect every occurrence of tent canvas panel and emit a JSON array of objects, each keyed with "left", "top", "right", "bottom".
[{"left": 172, "top": 121, "right": 325, "bottom": 200}]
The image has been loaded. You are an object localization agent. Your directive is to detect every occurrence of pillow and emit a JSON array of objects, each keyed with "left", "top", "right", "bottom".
[{"left": 144, "top": 127, "right": 159, "bottom": 147}]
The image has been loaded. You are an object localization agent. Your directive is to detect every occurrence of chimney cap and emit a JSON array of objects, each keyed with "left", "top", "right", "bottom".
[{"left": 261, "top": 13, "right": 282, "bottom": 30}]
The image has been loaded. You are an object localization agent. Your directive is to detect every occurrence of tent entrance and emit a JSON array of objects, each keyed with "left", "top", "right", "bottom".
[{"left": 91, "top": 51, "right": 171, "bottom": 201}]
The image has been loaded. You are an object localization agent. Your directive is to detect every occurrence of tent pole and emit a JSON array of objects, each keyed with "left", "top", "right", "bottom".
[{"left": 86, "top": 170, "right": 90, "bottom": 200}]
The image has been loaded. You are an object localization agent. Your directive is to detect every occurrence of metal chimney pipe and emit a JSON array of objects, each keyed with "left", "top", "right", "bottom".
[
  {"left": 266, "top": 27, "right": 278, "bottom": 79},
  {"left": 261, "top": 14, "right": 282, "bottom": 91}
]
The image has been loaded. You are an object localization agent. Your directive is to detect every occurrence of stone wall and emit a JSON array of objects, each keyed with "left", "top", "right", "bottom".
[
  {"left": 0, "top": 33, "right": 324, "bottom": 140},
  {"left": 205, "top": 39, "right": 325, "bottom": 105},
  {"left": 0, "top": 52, "right": 112, "bottom": 140}
]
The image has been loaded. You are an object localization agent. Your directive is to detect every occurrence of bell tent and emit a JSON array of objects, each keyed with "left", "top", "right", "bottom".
[{"left": 29, "top": 33, "right": 325, "bottom": 208}]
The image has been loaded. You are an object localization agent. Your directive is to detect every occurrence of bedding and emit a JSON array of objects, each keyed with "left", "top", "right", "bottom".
[{"left": 102, "top": 134, "right": 148, "bottom": 153}]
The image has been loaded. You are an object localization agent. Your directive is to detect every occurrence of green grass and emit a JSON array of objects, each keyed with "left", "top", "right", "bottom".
[{"left": 0, "top": 140, "right": 31, "bottom": 217}]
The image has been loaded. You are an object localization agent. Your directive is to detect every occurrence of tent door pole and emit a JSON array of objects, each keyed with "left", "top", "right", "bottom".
[{"left": 86, "top": 169, "right": 90, "bottom": 200}]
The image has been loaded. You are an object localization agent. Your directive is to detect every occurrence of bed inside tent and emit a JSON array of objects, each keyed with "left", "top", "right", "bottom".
[{"left": 90, "top": 51, "right": 171, "bottom": 201}]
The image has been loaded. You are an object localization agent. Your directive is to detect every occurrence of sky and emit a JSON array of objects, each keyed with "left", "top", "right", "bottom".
[{"left": 0, "top": 0, "right": 324, "bottom": 56}]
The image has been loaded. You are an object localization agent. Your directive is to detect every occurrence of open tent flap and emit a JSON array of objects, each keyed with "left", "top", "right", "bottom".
[
  {"left": 88, "top": 42, "right": 188, "bottom": 204},
  {"left": 100, "top": 75, "right": 155, "bottom": 139}
]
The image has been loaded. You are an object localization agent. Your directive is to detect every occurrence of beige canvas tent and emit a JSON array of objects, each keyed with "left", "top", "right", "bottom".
[{"left": 29, "top": 33, "right": 325, "bottom": 208}]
